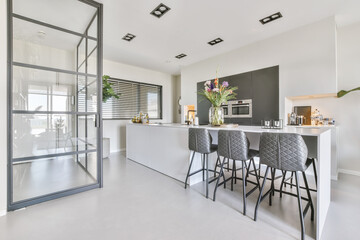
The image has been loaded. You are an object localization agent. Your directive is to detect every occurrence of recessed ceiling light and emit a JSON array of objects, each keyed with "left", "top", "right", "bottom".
[
  {"left": 150, "top": 3, "right": 171, "bottom": 18},
  {"left": 208, "top": 38, "right": 223, "bottom": 46},
  {"left": 259, "top": 12, "right": 282, "bottom": 25},
  {"left": 175, "top": 54, "right": 187, "bottom": 59},
  {"left": 122, "top": 33, "right": 136, "bottom": 41}
]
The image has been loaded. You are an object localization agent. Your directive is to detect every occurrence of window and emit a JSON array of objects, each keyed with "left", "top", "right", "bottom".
[{"left": 102, "top": 78, "right": 162, "bottom": 120}]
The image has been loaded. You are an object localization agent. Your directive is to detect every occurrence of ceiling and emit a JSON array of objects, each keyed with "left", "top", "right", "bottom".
[
  {"left": 11, "top": 0, "right": 360, "bottom": 75},
  {"left": 99, "top": 0, "right": 360, "bottom": 74}
]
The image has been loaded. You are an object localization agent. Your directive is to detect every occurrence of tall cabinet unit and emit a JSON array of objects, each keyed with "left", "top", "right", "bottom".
[
  {"left": 7, "top": 0, "right": 103, "bottom": 210},
  {"left": 197, "top": 66, "right": 279, "bottom": 126}
]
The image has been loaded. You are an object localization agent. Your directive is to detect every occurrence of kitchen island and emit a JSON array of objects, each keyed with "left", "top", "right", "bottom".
[{"left": 126, "top": 123, "right": 331, "bottom": 240}]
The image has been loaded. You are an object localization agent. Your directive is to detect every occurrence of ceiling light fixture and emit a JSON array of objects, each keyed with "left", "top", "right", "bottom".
[
  {"left": 259, "top": 12, "right": 282, "bottom": 25},
  {"left": 208, "top": 38, "right": 223, "bottom": 46},
  {"left": 175, "top": 54, "right": 187, "bottom": 59},
  {"left": 150, "top": 3, "right": 171, "bottom": 18},
  {"left": 122, "top": 33, "right": 136, "bottom": 42}
]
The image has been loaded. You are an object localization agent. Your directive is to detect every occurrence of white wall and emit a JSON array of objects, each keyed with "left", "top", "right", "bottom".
[
  {"left": 103, "top": 59, "right": 174, "bottom": 153},
  {"left": 291, "top": 21, "right": 360, "bottom": 174},
  {"left": 0, "top": 0, "right": 7, "bottom": 216},
  {"left": 181, "top": 17, "right": 337, "bottom": 122}
]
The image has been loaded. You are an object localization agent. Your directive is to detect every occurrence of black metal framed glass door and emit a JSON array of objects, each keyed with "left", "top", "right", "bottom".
[{"left": 7, "top": 0, "right": 103, "bottom": 210}]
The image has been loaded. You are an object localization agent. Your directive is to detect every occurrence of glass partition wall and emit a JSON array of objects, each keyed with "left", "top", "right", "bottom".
[{"left": 8, "top": 0, "right": 103, "bottom": 210}]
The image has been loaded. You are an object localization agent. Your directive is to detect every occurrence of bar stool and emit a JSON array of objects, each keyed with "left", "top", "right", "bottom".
[
  {"left": 254, "top": 132, "right": 314, "bottom": 240},
  {"left": 184, "top": 128, "right": 223, "bottom": 198},
  {"left": 213, "top": 130, "right": 260, "bottom": 215},
  {"left": 280, "top": 158, "right": 317, "bottom": 196}
]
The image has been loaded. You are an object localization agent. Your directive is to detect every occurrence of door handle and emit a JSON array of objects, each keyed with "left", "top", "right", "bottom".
[{"left": 95, "top": 114, "right": 101, "bottom": 128}]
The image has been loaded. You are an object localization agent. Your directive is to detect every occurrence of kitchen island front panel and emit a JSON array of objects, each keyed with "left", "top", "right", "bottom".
[{"left": 126, "top": 123, "right": 331, "bottom": 240}]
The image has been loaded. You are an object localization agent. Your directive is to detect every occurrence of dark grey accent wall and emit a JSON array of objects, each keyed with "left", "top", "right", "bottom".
[{"left": 196, "top": 66, "right": 279, "bottom": 126}]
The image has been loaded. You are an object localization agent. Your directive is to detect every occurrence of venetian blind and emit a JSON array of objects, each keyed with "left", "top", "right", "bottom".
[{"left": 102, "top": 78, "right": 162, "bottom": 119}]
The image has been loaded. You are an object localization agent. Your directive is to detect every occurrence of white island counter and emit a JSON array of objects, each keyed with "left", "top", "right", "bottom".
[{"left": 126, "top": 123, "right": 331, "bottom": 240}]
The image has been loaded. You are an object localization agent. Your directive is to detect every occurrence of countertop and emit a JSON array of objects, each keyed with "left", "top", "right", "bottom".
[{"left": 127, "top": 123, "right": 331, "bottom": 136}]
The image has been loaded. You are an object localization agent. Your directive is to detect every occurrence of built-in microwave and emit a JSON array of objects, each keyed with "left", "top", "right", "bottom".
[{"left": 222, "top": 99, "right": 252, "bottom": 118}]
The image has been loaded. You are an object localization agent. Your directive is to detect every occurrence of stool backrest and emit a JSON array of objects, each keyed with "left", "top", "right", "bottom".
[
  {"left": 218, "top": 130, "right": 249, "bottom": 161},
  {"left": 188, "top": 128, "right": 212, "bottom": 154},
  {"left": 259, "top": 132, "right": 308, "bottom": 172}
]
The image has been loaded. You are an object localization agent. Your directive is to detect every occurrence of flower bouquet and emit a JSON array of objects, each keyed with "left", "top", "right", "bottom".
[{"left": 198, "top": 76, "right": 237, "bottom": 126}]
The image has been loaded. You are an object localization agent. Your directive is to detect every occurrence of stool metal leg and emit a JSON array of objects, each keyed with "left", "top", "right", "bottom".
[
  {"left": 231, "top": 159, "right": 236, "bottom": 191},
  {"left": 213, "top": 156, "right": 226, "bottom": 201},
  {"left": 295, "top": 171, "right": 305, "bottom": 240},
  {"left": 280, "top": 171, "right": 286, "bottom": 198},
  {"left": 312, "top": 158, "right": 318, "bottom": 188},
  {"left": 272, "top": 168, "right": 276, "bottom": 196},
  {"left": 254, "top": 166, "right": 270, "bottom": 221},
  {"left": 269, "top": 168, "right": 275, "bottom": 206},
  {"left": 245, "top": 160, "right": 251, "bottom": 186},
  {"left": 202, "top": 154, "right": 205, "bottom": 181},
  {"left": 223, "top": 158, "right": 227, "bottom": 189},
  {"left": 290, "top": 172, "right": 294, "bottom": 188},
  {"left": 242, "top": 160, "right": 247, "bottom": 215},
  {"left": 184, "top": 151, "right": 196, "bottom": 189},
  {"left": 302, "top": 171, "right": 314, "bottom": 221},
  {"left": 234, "top": 160, "right": 237, "bottom": 184},
  {"left": 214, "top": 154, "right": 220, "bottom": 178},
  {"left": 251, "top": 159, "right": 261, "bottom": 189},
  {"left": 206, "top": 154, "right": 210, "bottom": 198}
]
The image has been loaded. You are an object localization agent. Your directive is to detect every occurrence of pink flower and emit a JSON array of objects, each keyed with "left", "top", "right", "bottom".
[
  {"left": 207, "top": 88, "right": 211, "bottom": 92},
  {"left": 222, "top": 81, "right": 229, "bottom": 87},
  {"left": 213, "top": 88, "right": 219, "bottom": 92}
]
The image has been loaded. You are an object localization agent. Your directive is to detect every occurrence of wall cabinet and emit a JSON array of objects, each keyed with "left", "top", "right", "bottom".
[{"left": 197, "top": 66, "right": 279, "bottom": 126}]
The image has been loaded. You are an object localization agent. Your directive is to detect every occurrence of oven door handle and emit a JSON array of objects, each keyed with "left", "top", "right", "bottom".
[{"left": 232, "top": 104, "right": 250, "bottom": 107}]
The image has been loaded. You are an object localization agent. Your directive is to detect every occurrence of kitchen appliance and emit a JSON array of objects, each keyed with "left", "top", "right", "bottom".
[
  {"left": 222, "top": 99, "right": 252, "bottom": 118},
  {"left": 289, "top": 112, "right": 297, "bottom": 125},
  {"left": 294, "top": 106, "right": 311, "bottom": 125}
]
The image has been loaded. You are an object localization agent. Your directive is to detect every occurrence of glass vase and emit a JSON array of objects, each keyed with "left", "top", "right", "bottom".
[{"left": 209, "top": 106, "right": 224, "bottom": 126}]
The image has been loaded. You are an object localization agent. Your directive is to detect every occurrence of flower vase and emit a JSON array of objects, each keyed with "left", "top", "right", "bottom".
[{"left": 209, "top": 106, "right": 224, "bottom": 126}]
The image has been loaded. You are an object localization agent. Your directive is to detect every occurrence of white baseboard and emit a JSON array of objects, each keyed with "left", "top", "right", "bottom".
[
  {"left": 110, "top": 148, "right": 126, "bottom": 154},
  {"left": 338, "top": 168, "right": 360, "bottom": 177},
  {"left": 0, "top": 210, "right": 7, "bottom": 217}
]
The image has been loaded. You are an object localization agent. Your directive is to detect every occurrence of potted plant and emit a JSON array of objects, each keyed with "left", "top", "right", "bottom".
[
  {"left": 102, "top": 75, "right": 120, "bottom": 158},
  {"left": 102, "top": 75, "right": 120, "bottom": 102},
  {"left": 198, "top": 74, "right": 237, "bottom": 126}
]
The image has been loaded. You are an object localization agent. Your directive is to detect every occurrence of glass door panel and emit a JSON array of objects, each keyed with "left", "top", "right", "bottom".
[
  {"left": 12, "top": 0, "right": 97, "bottom": 33},
  {"left": 12, "top": 17, "right": 83, "bottom": 72},
  {"left": 12, "top": 113, "right": 97, "bottom": 159},
  {"left": 9, "top": 0, "right": 102, "bottom": 210},
  {"left": 13, "top": 154, "right": 97, "bottom": 202}
]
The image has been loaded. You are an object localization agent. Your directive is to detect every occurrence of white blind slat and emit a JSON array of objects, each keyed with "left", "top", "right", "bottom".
[{"left": 102, "top": 79, "right": 162, "bottom": 119}]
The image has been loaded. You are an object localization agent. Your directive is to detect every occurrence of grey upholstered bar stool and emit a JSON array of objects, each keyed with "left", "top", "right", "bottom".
[
  {"left": 280, "top": 158, "right": 317, "bottom": 194},
  {"left": 184, "top": 128, "right": 222, "bottom": 198},
  {"left": 254, "top": 132, "right": 314, "bottom": 240},
  {"left": 213, "top": 130, "right": 260, "bottom": 215}
]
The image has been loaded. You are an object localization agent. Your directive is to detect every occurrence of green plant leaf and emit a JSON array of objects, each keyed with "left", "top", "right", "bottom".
[
  {"left": 337, "top": 87, "right": 360, "bottom": 98},
  {"left": 102, "top": 75, "right": 121, "bottom": 102}
]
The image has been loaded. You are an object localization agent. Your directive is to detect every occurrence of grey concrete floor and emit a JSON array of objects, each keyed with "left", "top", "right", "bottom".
[{"left": 0, "top": 152, "right": 359, "bottom": 240}]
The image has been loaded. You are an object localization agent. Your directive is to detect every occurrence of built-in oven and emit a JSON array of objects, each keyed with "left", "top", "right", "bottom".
[
  {"left": 222, "top": 99, "right": 252, "bottom": 118},
  {"left": 221, "top": 104, "right": 229, "bottom": 117}
]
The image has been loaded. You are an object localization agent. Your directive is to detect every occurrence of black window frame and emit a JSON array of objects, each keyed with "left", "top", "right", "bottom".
[{"left": 102, "top": 77, "right": 163, "bottom": 120}]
